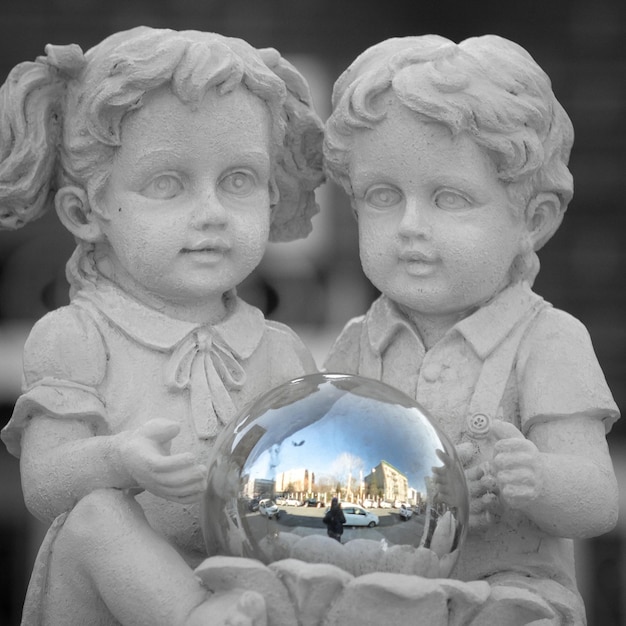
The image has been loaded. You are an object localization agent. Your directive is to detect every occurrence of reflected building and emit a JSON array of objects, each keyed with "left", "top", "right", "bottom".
[
  {"left": 408, "top": 486, "right": 424, "bottom": 507},
  {"left": 275, "top": 467, "right": 313, "bottom": 493},
  {"left": 364, "top": 460, "right": 409, "bottom": 503},
  {"left": 242, "top": 477, "right": 275, "bottom": 499}
]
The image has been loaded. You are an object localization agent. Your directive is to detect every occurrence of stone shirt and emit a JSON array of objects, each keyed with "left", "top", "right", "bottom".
[
  {"left": 324, "top": 281, "right": 619, "bottom": 588},
  {"left": 3, "top": 278, "right": 316, "bottom": 561}
]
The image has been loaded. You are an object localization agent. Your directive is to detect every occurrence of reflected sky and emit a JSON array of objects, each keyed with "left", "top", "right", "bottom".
[{"left": 240, "top": 380, "right": 445, "bottom": 492}]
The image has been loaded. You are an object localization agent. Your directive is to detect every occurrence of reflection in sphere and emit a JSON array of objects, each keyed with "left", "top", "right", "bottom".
[{"left": 203, "top": 373, "right": 468, "bottom": 578}]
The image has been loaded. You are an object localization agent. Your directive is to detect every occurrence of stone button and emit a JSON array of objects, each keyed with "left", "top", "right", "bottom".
[{"left": 466, "top": 413, "right": 491, "bottom": 438}]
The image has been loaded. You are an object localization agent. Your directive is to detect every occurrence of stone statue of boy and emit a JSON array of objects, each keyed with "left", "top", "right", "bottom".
[{"left": 324, "top": 34, "right": 619, "bottom": 624}]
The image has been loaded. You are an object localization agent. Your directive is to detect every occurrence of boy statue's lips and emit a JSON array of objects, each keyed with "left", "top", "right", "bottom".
[{"left": 182, "top": 238, "right": 230, "bottom": 253}]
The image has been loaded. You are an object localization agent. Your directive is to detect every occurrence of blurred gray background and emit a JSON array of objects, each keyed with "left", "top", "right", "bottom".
[{"left": 0, "top": 1, "right": 624, "bottom": 624}]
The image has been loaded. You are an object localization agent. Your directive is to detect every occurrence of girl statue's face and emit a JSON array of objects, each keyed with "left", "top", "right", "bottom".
[{"left": 94, "top": 84, "right": 273, "bottom": 321}]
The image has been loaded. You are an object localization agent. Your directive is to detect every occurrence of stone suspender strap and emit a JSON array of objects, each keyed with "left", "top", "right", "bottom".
[{"left": 465, "top": 300, "right": 549, "bottom": 440}]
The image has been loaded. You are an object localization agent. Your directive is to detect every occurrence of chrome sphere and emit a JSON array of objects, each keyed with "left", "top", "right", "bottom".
[{"left": 202, "top": 373, "right": 468, "bottom": 578}]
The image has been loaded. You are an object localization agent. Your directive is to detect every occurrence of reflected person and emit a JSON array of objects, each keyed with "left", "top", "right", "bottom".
[{"left": 323, "top": 497, "right": 346, "bottom": 542}]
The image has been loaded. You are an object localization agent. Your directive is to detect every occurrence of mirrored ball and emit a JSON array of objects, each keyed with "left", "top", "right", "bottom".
[{"left": 203, "top": 373, "right": 468, "bottom": 578}]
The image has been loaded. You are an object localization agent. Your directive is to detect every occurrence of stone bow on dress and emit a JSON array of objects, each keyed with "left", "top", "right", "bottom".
[{"left": 165, "top": 327, "right": 246, "bottom": 438}]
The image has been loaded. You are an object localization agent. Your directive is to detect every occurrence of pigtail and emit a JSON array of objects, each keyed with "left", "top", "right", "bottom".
[
  {"left": 0, "top": 43, "right": 85, "bottom": 230},
  {"left": 258, "top": 48, "right": 324, "bottom": 242}
]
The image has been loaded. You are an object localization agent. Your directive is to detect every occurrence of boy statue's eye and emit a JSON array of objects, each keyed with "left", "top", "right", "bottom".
[
  {"left": 219, "top": 171, "right": 256, "bottom": 196},
  {"left": 364, "top": 185, "right": 403, "bottom": 209},
  {"left": 435, "top": 190, "right": 471, "bottom": 210},
  {"left": 141, "top": 174, "right": 184, "bottom": 200}
]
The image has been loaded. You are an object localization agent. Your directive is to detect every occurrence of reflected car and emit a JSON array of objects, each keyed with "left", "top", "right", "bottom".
[
  {"left": 285, "top": 498, "right": 303, "bottom": 506},
  {"left": 258, "top": 499, "right": 280, "bottom": 519},
  {"left": 399, "top": 504, "right": 413, "bottom": 521},
  {"left": 379, "top": 501, "right": 392, "bottom": 509},
  {"left": 340, "top": 505, "right": 379, "bottom": 528}
]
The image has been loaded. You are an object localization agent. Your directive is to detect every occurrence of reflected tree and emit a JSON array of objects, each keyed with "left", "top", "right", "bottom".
[{"left": 330, "top": 452, "right": 365, "bottom": 498}]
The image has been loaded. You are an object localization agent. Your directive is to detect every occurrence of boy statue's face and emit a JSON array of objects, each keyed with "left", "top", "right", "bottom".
[{"left": 349, "top": 96, "right": 530, "bottom": 321}]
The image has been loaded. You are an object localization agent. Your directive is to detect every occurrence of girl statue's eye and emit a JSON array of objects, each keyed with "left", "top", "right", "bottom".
[
  {"left": 219, "top": 171, "right": 256, "bottom": 196},
  {"left": 141, "top": 174, "right": 184, "bottom": 200},
  {"left": 364, "top": 185, "right": 403, "bottom": 209},
  {"left": 435, "top": 190, "right": 471, "bottom": 210}
]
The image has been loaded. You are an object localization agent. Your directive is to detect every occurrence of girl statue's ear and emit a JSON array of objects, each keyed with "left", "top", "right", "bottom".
[{"left": 55, "top": 186, "right": 105, "bottom": 242}]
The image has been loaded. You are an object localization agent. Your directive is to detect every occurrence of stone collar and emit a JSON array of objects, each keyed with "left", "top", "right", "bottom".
[
  {"left": 73, "top": 277, "right": 266, "bottom": 359},
  {"left": 366, "top": 282, "right": 544, "bottom": 359}
]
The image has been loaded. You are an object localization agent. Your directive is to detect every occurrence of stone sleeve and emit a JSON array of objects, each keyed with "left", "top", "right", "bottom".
[
  {"left": 1, "top": 305, "right": 108, "bottom": 457},
  {"left": 516, "top": 307, "right": 619, "bottom": 435}
]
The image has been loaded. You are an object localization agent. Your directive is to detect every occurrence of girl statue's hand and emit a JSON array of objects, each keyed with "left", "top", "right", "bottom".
[{"left": 116, "top": 419, "right": 208, "bottom": 504}]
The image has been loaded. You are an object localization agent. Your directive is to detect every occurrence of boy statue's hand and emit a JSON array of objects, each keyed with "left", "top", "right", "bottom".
[
  {"left": 455, "top": 443, "right": 500, "bottom": 531},
  {"left": 491, "top": 422, "right": 542, "bottom": 511},
  {"left": 116, "top": 418, "right": 208, "bottom": 504},
  {"left": 457, "top": 420, "right": 540, "bottom": 530}
]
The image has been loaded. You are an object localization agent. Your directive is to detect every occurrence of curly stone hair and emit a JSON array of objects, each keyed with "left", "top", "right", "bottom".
[
  {"left": 0, "top": 26, "right": 324, "bottom": 242},
  {"left": 324, "top": 35, "right": 574, "bottom": 283}
]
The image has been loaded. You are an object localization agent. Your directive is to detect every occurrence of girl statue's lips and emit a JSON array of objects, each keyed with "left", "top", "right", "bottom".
[
  {"left": 181, "top": 239, "right": 231, "bottom": 264},
  {"left": 398, "top": 249, "right": 437, "bottom": 263},
  {"left": 398, "top": 249, "right": 439, "bottom": 276}
]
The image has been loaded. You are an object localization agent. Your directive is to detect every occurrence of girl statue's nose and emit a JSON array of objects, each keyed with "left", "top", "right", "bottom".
[
  {"left": 191, "top": 194, "right": 227, "bottom": 228},
  {"left": 399, "top": 198, "right": 432, "bottom": 238}
]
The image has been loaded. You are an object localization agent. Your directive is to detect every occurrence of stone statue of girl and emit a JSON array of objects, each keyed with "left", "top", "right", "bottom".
[{"left": 0, "top": 26, "right": 323, "bottom": 625}]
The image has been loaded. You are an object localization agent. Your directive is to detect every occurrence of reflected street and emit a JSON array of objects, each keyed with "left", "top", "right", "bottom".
[{"left": 243, "top": 504, "right": 427, "bottom": 546}]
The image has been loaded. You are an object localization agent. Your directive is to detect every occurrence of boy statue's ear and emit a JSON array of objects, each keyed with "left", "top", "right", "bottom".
[
  {"left": 269, "top": 177, "right": 280, "bottom": 207},
  {"left": 55, "top": 186, "right": 105, "bottom": 242},
  {"left": 525, "top": 192, "right": 564, "bottom": 251}
]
